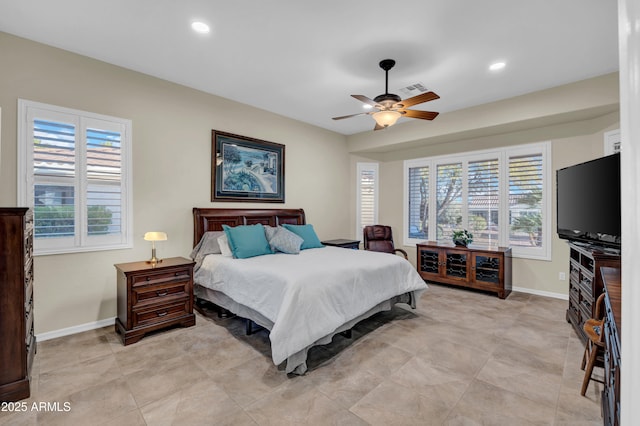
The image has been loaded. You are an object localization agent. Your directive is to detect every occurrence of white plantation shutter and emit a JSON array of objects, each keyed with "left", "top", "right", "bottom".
[
  {"left": 18, "top": 100, "right": 132, "bottom": 255},
  {"left": 356, "top": 163, "right": 378, "bottom": 241},
  {"left": 404, "top": 142, "right": 550, "bottom": 260},
  {"left": 509, "top": 153, "right": 544, "bottom": 248},
  {"left": 468, "top": 158, "right": 499, "bottom": 247},
  {"left": 436, "top": 162, "right": 463, "bottom": 242},
  {"left": 85, "top": 121, "right": 123, "bottom": 238},
  {"left": 407, "top": 165, "right": 429, "bottom": 240},
  {"left": 32, "top": 118, "right": 77, "bottom": 239}
]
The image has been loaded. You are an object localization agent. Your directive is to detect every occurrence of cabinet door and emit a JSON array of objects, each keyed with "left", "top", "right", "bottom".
[
  {"left": 443, "top": 249, "right": 469, "bottom": 282},
  {"left": 471, "top": 253, "right": 502, "bottom": 286},
  {"left": 418, "top": 247, "right": 441, "bottom": 279}
]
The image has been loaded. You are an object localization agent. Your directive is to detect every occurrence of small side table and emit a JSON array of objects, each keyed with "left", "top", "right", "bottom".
[
  {"left": 321, "top": 239, "right": 360, "bottom": 250},
  {"left": 115, "top": 257, "right": 195, "bottom": 345}
]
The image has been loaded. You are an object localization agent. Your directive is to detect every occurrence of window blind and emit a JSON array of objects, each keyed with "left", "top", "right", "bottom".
[
  {"left": 436, "top": 163, "right": 463, "bottom": 241},
  {"left": 356, "top": 163, "right": 378, "bottom": 241},
  {"left": 358, "top": 168, "right": 376, "bottom": 229},
  {"left": 468, "top": 158, "right": 499, "bottom": 246},
  {"left": 509, "top": 154, "right": 544, "bottom": 247},
  {"left": 33, "top": 119, "right": 76, "bottom": 238},
  {"left": 86, "top": 127, "right": 122, "bottom": 236},
  {"left": 408, "top": 165, "right": 429, "bottom": 240}
]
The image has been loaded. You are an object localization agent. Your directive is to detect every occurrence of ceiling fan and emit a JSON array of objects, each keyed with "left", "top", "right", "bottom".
[{"left": 333, "top": 59, "right": 440, "bottom": 130}]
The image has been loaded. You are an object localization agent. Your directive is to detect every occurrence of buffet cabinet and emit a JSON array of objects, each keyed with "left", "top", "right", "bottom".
[
  {"left": 416, "top": 242, "right": 512, "bottom": 299},
  {"left": 0, "top": 208, "right": 36, "bottom": 402},
  {"left": 566, "top": 242, "right": 620, "bottom": 343}
]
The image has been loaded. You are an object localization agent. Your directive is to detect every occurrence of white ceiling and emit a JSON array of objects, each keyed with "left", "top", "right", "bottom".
[{"left": 0, "top": 0, "right": 619, "bottom": 135}]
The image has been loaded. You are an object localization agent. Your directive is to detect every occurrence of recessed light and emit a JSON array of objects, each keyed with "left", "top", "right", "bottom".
[
  {"left": 489, "top": 62, "right": 506, "bottom": 71},
  {"left": 191, "top": 21, "right": 210, "bottom": 34}
]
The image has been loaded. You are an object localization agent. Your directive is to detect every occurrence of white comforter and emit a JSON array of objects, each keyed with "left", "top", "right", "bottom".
[{"left": 195, "top": 246, "right": 427, "bottom": 365}]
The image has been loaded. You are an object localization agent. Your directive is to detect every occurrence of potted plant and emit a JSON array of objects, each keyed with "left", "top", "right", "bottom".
[{"left": 452, "top": 229, "right": 473, "bottom": 247}]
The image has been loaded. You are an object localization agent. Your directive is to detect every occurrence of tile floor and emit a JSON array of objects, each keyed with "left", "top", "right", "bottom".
[{"left": 0, "top": 284, "right": 603, "bottom": 425}]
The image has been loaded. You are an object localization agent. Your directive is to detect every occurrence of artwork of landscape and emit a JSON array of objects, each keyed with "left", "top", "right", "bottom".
[
  {"left": 211, "top": 131, "right": 284, "bottom": 202},
  {"left": 221, "top": 143, "right": 278, "bottom": 194}
]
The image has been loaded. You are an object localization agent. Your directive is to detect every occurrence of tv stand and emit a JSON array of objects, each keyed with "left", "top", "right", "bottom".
[{"left": 566, "top": 242, "right": 620, "bottom": 343}]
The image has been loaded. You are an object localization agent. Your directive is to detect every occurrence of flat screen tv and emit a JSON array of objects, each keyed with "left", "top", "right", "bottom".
[{"left": 556, "top": 152, "right": 621, "bottom": 249}]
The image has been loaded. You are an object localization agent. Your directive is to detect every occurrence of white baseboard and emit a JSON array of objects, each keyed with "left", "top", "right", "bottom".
[
  {"left": 36, "top": 317, "right": 115, "bottom": 342},
  {"left": 513, "top": 286, "right": 568, "bottom": 300}
]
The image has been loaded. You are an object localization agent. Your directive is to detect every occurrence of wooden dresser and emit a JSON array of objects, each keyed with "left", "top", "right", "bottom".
[
  {"left": 601, "top": 267, "right": 621, "bottom": 426},
  {"left": 416, "top": 241, "right": 512, "bottom": 299},
  {"left": 566, "top": 243, "right": 620, "bottom": 343},
  {"left": 0, "top": 208, "right": 36, "bottom": 402},
  {"left": 115, "top": 257, "right": 195, "bottom": 345}
]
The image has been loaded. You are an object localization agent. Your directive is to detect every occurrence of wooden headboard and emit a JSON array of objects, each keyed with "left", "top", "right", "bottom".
[{"left": 192, "top": 208, "right": 306, "bottom": 247}]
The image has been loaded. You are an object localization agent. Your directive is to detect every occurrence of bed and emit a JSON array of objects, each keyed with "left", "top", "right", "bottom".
[{"left": 191, "top": 207, "right": 427, "bottom": 374}]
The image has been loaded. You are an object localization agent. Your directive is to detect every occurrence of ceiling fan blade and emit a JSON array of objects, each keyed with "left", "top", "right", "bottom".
[
  {"left": 332, "top": 112, "right": 370, "bottom": 120},
  {"left": 395, "top": 91, "right": 440, "bottom": 108},
  {"left": 374, "top": 123, "right": 385, "bottom": 131},
  {"left": 351, "top": 95, "right": 380, "bottom": 107},
  {"left": 401, "top": 109, "right": 440, "bottom": 120}
]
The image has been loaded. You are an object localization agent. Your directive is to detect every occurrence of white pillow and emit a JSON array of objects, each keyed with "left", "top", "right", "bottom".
[{"left": 217, "top": 234, "right": 233, "bottom": 257}]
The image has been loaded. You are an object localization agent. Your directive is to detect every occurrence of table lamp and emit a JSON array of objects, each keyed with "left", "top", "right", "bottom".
[{"left": 144, "top": 231, "right": 167, "bottom": 264}]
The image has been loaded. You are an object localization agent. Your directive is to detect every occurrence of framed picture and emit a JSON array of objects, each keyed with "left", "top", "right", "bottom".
[{"left": 211, "top": 130, "right": 285, "bottom": 202}]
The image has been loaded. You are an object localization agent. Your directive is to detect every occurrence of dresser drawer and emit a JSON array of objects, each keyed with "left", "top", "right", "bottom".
[
  {"left": 132, "top": 299, "right": 190, "bottom": 328},
  {"left": 132, "top": 281, "right": 189, "bottom": 307},
  {"left": 132, "top": 267, "right": 191, "bottom": 286}
]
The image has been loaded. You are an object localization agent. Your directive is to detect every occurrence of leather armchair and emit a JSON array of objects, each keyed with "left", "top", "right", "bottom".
[{"left": 363, "top": 225, "right": 408, "bottom": 259}]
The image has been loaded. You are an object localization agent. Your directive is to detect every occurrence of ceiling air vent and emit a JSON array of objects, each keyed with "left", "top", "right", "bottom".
[{"left": 398, "top": 83, "right": 429, "bottom": 98}]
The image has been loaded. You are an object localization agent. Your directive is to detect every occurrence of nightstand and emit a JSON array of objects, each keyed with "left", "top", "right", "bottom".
[
  {"left": 115, "top": 257, "right": 195, "bottom": 345},
  {"left": 321, "top": 239, "right": 360, "bottom": 250}
]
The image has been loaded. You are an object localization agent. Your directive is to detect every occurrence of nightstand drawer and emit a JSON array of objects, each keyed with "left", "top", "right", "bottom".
[
  {"left": 133, "top": 281, "right": 189, "bottom": 306},
  {"left": 132, "top": 299, "right": 190, "bottom": 328},
  {"left": 132, "top": 268, "right": 191, "bottom": 286}
]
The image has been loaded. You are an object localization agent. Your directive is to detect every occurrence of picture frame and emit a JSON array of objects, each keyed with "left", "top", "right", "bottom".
[{"left": 211, "top": 130, "right": 285, "bottom": 203}]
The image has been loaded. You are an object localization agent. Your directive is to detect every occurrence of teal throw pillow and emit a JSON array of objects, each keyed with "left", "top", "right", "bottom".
[
  {"left": 222, "top": 224, "right": 273, "bottom": 259},
  {"left": 281, "top": 224, "right": 324, "bottom": 250}
]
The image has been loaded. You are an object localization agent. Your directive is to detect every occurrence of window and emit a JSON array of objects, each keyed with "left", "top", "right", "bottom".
[
  {"left": 468, "top": 158, "right": 500, "bottom": 247},
  {"left": 18, "top": 100, "right": 133, "bottom": 255},
  {"left": 356, "top": 162, "right": 378, "bottom": 241},
  {"left": 407, "top": 164, "right": 429, "bottom": 240},
  {"left": 436, "top": 162, "right": 463, "bottom": 241},
  {"left": 404, "top": 142, "right": 551, "bottom": 260}
]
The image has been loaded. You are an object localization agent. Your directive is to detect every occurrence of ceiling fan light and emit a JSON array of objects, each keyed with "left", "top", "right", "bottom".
[{"left": 373, "top": 110, "right": 401, "bottom": 128}]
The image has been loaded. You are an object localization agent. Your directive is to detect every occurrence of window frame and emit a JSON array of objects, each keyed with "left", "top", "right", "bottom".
[
  {"left": 403, "top": 142, "right": 551, "bottom": 260},
  {"left": 17, "top": 99, "right": 133, "bottom": 255},
  {"left": 356, "top": 162, "right": 379, "bottom": 242}
]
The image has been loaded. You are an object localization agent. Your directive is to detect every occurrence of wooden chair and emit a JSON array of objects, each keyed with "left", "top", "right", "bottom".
[
  {"left": 363, "top": 225, "right": 408, "bottom": 259},
  {"left": 581, "top": 292, "right": 606, "bottom": 396}
]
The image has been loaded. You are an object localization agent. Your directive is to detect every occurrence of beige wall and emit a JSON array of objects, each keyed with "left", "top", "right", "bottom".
[{"left": 0, "top": 33, "right": 350, "bottom": 335}]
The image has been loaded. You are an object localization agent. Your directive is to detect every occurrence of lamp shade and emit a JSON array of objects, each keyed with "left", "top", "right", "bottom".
[
  {"left": 144, "top": 231, "right": 167, "bottom": 242},
  {"left": 373, "top": 110, "right": 401, "bottom": 128}
]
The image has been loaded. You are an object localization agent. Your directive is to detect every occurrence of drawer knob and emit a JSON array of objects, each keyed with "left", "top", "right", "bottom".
[
  {"left": 156, "top": 291, "right": 168, "bottom": 297},
  {"left": 157, "top": 311, "right": 168, "bottom": 317},
  {"left": 146, "top": 277, "right": 151, "bottom": 281}
]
